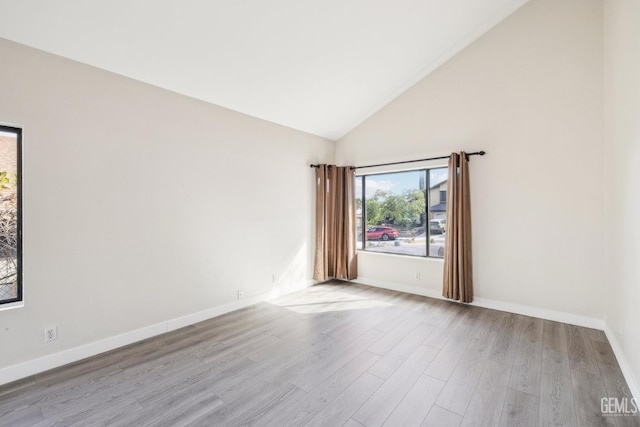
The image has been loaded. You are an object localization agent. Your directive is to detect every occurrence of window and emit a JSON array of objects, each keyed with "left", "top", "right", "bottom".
[
  {"left": 0, "top": 125, "right": 22, "bottom": 306},
  {"left": 356, "top": 167, "right": 448, "bottom": 258}
]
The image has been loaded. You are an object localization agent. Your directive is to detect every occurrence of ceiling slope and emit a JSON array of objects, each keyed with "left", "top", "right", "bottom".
[{"left": 0, "top": 0, "right": 529, "bottom": 140}]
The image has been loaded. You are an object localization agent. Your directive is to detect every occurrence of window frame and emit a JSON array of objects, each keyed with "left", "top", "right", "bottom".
[
  {"left": 0, "top": 124, "right": 23, "bottom": 307},
  {"left": 356, "top": 165, "right": 447, "bottom": 259}
]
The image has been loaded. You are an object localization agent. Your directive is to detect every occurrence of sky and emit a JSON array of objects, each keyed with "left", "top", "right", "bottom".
[
  {"left": 356, "top": 168, "right": 448, "bottom": 198},
  {"left": 0, "top": 130, "right": 18, "bottom": 138}
]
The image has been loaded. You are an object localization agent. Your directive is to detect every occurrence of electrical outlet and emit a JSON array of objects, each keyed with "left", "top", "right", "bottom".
[
  {"left": 44, "top": 326, "right": 57, "bottom": 343},
  {"left": 237, "top": 290, "right": 244, "bottom": 300},
  {"left": 415, "top": 272, "right": 421, "bottom": 280}
]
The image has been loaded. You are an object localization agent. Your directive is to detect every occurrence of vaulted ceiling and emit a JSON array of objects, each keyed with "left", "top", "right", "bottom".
[{"left": 0, "top": 0, "right": 529, "bottom": 140}]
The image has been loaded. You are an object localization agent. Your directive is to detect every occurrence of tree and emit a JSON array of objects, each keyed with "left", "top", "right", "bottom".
[
  {"left": 405, "top": 189, "right": 425, "bottom": 228},
  {"left": 0, "top": 172, "right": 17, "bottom": 190},
  {"left": 365, "top": 191, "right": 383, "bottom": 226},
  {"left": 365, "top": 188, "right": 425, "bottom": 230},
  {"left": 380, "top": 193, "right": 406, "bottom": 225},
  {"left": 0, "top": 171, "right": 17, "bottom": 299}
]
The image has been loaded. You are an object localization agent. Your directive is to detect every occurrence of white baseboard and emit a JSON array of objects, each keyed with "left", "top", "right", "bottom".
[
  {"left": 603, "top": 325, "right": 640, "bottom": 401},
  {"left": 355, "top": 277, "right": 604, "bottom": 329},
  {"left": 166, "top": 292, "right": 268, "bottom": 332},
  {"left": 356, "top": 276, "right": 443, "bottom": 299},
  {"left": 471, "top": 297, "right": 604, "bottom": 331},
  {"left": 0, "top": 292, "right": 268, "bottom": 387}
]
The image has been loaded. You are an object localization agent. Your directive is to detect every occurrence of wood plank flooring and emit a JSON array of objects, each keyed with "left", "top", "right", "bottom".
[{"left": 0, "top": 281, "right": 638, "bottom": 426}]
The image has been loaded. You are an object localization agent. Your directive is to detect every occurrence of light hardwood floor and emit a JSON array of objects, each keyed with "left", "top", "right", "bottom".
[{"left": 0, "top": 282, "right": 638, "bottom": 426}]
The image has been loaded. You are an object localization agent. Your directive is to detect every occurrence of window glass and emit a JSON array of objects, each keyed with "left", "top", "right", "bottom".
[
  {"left": 356, "top": 166, "right": 448, "bottom": 258},
  {"left": 429, "top": 168, "right": 448, "bottom": 258},
  {"left": 362, "top": 170, "right": 426, "bottom": 257},
  {"left": 355, "top": 176, "right": 363, "bottom": 249},
  {"left": 0, "top": 126, "right": 22, "bottom": 305}
]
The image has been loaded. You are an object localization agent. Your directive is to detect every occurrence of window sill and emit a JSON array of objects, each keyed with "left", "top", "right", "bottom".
[
  {"left": 357, "top": 249, "right": 445, "bottom": 261},
  {"left": 0, "top": 301, "right": 24, "bottom": 312}
]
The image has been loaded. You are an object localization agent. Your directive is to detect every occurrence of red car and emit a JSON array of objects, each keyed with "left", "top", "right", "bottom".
[{"left": 366, "top": 226, "right": 400, "bottom": 241}]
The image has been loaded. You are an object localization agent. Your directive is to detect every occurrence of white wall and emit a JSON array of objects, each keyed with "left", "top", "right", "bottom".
[
  {"left": 603, "top": 0, "right": 640, "bottom": 398},
  {"left": 337, "top": 0, "right": 605, "bottom": 320},
  {"left": 0, "top": 38, "right": 334, "bottom": 377}
]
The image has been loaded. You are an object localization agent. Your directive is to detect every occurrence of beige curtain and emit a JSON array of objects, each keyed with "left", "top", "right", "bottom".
[
  {"left": 443, "top": 152, "right": 473, "bottom": 303},
  {"left": 313, "top": 165, "right": 358, "bottom": 281}
]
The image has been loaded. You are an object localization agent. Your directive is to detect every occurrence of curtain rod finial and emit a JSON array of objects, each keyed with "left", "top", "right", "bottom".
[{"left": 478, "top": 151, "right": 486, "bottom": 156}]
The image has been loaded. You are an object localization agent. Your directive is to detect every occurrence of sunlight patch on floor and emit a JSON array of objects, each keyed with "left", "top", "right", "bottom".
[{"left": 270, "top": 288, "right": 392, "bottom": 314}]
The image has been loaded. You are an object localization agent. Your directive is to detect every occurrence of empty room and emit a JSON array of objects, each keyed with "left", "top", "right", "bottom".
[{"left": 0, "top": 0, "right": 639, "bottom": 425}]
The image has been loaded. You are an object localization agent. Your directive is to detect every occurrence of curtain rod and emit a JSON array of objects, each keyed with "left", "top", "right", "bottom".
[{"left": 310, "top": 150, "right": 486, "bottom": 170}]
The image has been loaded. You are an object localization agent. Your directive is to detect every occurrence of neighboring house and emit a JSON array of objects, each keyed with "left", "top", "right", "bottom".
[
  {"left": 429, "top": 180, "right": 447, "bottom": 220},
  {"left": 0, "top": 135, "right": 17, "bottom": 174}
]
